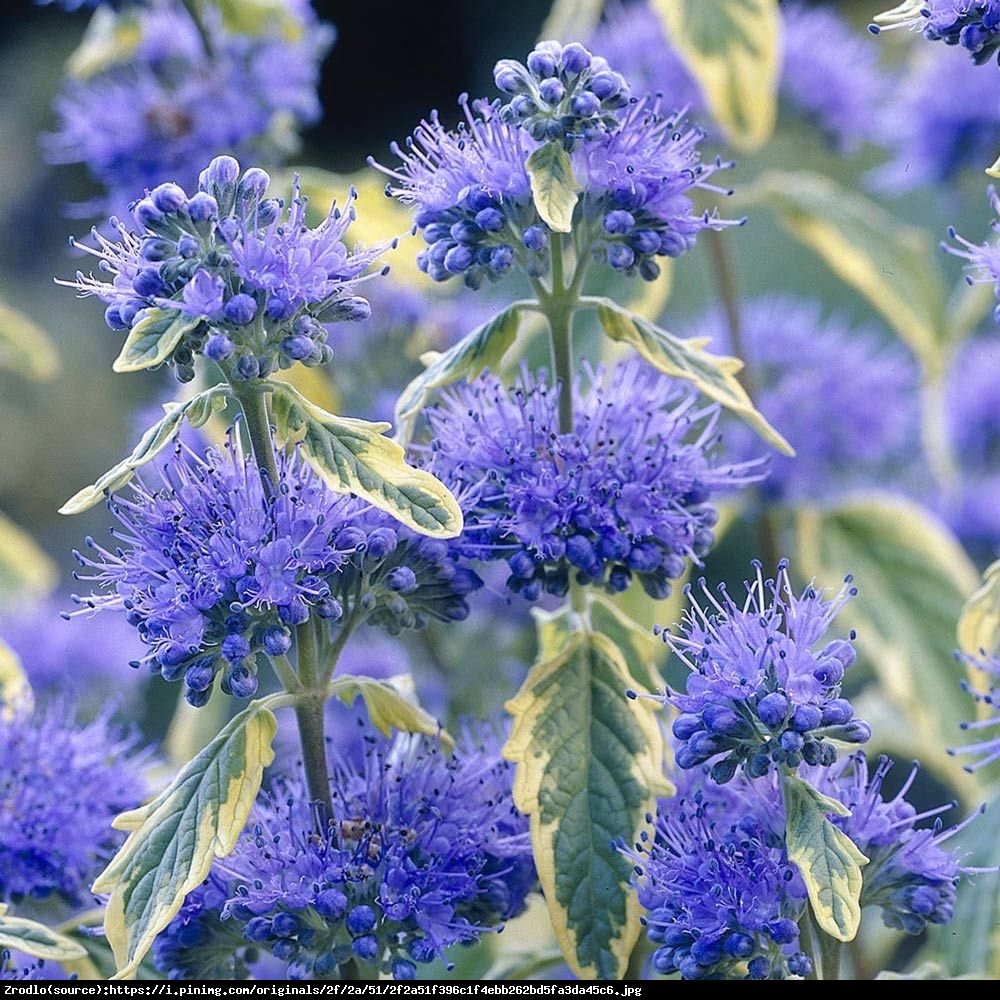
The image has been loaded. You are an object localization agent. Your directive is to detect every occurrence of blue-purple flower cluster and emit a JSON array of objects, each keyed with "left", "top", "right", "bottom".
[
  {"left": 871, "top": 2, "right": 1000, "bottom": 65},
  {"left": 46, "top": 0, "right": 334, "bottom": 216},
  {"left": 371, "top": 41, "right": 732, "bottom": 288},
  {"left": 628, "top": 749, "right": 984, "bottom": 979},
  {"left": 661, "top": 560, "right": 871, "bottom": 783},
  {"left": 945, "top": 186, "right": 1000, "bottom": 321},
  {"left": 71, "top": 430, "right": 479, "bottom": 706},
  {"left": 421, "top": 359, "right": 761, "bottom": 602},
  {"left": 155, "top": 727, "right": 536, "bottom": 980},
  {"left": 625, "top": 771, "right": 812, "bottom": 980},
  {"left": 494, "top": 40, "right": 630, "bottom": 149},
  {"left": 690, "top": 295, "right": 918, "bottom": 504},
  {"left": 0, "top": 702, "right": 148, "bottom": 902},
  {"left": 62, "top": 155, "right": 385, "bottom": 383}
]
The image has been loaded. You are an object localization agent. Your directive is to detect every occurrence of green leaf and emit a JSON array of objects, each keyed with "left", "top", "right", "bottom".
[
  {"left": 0, "top": 510, "right": 58, "bottom": 601},
  {"left": 66, "top": 6, "right": 143, "bottom": 78},
  {"left": 586, "top": 592, "right": 665, "bottom": 695},
  {"left": 215, "top": 0, "right": 305, "bottom": 39},
  {"left": 394, "top": 305, "right": 524, "bottom": 447},
  {"left": 59, "top": 386, "right": 231, "bottom": 515},
  {"left": 538, "top": 0, "right": 604, "bottom": 42},
  {"left": 988, "top": 152, "right": 1000, "bottom": 180},
  {"left": 739, "top": 171, "right": 948, "bottom": 368},
  {"left": 783, "top": 774, "right": 867, "bottom": 943},
  {"left": 794, "top": 493, "right": 982, "bottom": 797},
  {"left": 527, "top": 142, "right": 580, "bottom": 234},
  {"left": 504, "top": 626, "right": 671, "bottom": 979},
  {"left": 650, "top": 0, "right": 780, "bottom": 151},
  {"left": 0, "top": 637, "right": 32, "bottom": 719},
  {"left": 593, "top": 297, "right": 793, "bottom": 455},
  {"left": 0, "top": 302, "right": 59, "bottom": 380},
  {"left": 328, "top": 674, "right": 451, "bottom": 749},
  {"left": 270, "top": 382, "right": 463, "bottom": 538},
  {"left": 0, "top": 913, "right": 87, "bottom": 963},
  {"left": 93, "top": 696, "right": 280, "bottom": 979},
  {"left": 112, "top": 308, "right": 201, "bottom": 373}
]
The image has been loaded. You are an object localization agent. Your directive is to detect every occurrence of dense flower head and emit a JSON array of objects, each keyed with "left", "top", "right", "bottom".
[
  {"left": 780, "top": 2, "right": 891, "bottom": 154},
  {"left": 936, "top": 335, "right": 1000, "bottom": 548},
  {"left": 158, "top": 726, "right": 535, "bottom": 980},
  {"left": 945, "top": 186, "right": 1000, "bottom": 319},
  {"left": 371, "top": 63, "right": 731, "bottom": 288},
  {"left": 660, "top": 560, "right": 871, "bottom": 783},
  {"left": 45, "top": 0, "right": 334, "bottom": 215},
  {"left": 577, "top": 97, "right": 736, "bottom": 280},
  {"left": 870, "top": 46, "right": 1000, "bottom": 190},
  {"left": 0, "top": 596, "right": 145, "bottom": 701},
  {"left": 871, "top": 2, "right": 1000, "bottom": 65},
  {"left": 625, "top": 770, "right": 812, "bottom": 980},
  {"left": 420, "top": 359, "right": 761, "bottom": 602},
  {"left": 494, "top": 40, "right": 631, "bottom": 149},
  {"left": 0, "top": 702, "right": 148, "bottom": 902},
  {"left": 71, "top": 429, "right": 479, "bottom": 706},
  {"left": 61, "top": 155, "right": 386, "bottom": 382},
  {"left": 814, "top": 754, "right": 984, "bottom": 935},
  {"left": 690, "top": 295, "right": 918, "bottom": 504}
]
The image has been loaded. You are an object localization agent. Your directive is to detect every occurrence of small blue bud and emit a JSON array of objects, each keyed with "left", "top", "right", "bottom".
[
  {"left": 200, "top": 155, "right": 240, "bottom": 192},
  {"left": 187, "top": 192, "right": 218, "bottom": 222},
  {"left": 314, "top": 888, "right": 348, "bottom": 921},
  {"left": 234, "top": 354, "right": 261, "bottom": 380},
  {"left": 387, "top": 566, "right": 418, "bottom": 593},
  {"left": 571, "top": 91, "right": 602, "bottom": 117},
  {"left": 475, "top": 207, "right": 505, "bottom": 232},
  {"left": 346, "top": 905, "right": 377, "bottom": 935},
  {"left": 271, "top": 912, "right": 300, "bottom": 938},
  {"left": 444, "top": 244, "right": 475, "bottom": 274},
  {"left": 260, "top": 625, "right": 292, "bottom": 657},
  {"left": 522, "top": 225, "right": 548, "bottom": 251},
  {"left": 222, "top": 633, "right": 251, "bottom": 664},
  {"left": 607, "top": 243, "right": 635, "bottom": 271},
  {"left": 489, "top": 245, "right": 515, "bottom": 272},
  {"left": 239, "top": 167, "right": 271, "bottom": 201},
  {"left": 756, "top": 691, "right": 789, "bottom": 728},
  {"left": 151, "top": 182, "right": 188, "bottom": 214},
  {"left": 589, "top": 71, "right": 624, "bottom": 100},
  {"left": 224, "top": 293, "right": 257, "bottom": 326},
  {"left": 204, "top": 333, "right": 235, "bottom": 362},
  {"left": 282, "top": 335, "right": 316, "bottom": 361},
  {"left": 789, "top": 703, "right": 823, "bottom": 733},
  {"left": 561, "top": 42, "right": 592, "bottom": 74},
  {"left": 538, "top": 78, "right": 566, "bottom": 104},
  {"left": 392, "top": 959, "right": 417, "bottom": 981},
  {"left": 527, "top": 49, "right": 559, "bottom": 78},
  {"left": 351, "top": 934, "right": 380, "bottom": 961}
]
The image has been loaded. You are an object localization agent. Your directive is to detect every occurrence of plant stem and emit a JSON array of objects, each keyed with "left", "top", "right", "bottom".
[
  {"left": 703, "top": 228, "right": 782, "bottom": 571},
  {"left": 233, "top": 383, "right": 333, "bottom": 815}
]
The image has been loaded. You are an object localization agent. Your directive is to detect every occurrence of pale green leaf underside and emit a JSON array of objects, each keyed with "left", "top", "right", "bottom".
[
  {"left": 651, "top": 0, "right": 780, "bottom": 151},
  {"left": 593, "top": 297, "right": 793, "bottom": 455},
  {"left": 527, "top": 142, "right": 580, "bottom": 234},
  {"left": 739, "top": 170, "right": 948, "bottom": 366},
  {"left": 0, "top": 914, "right": 87, "bottom": 962},
  {"left": 504, "top": 628, "right": 669, "bottom": 979},
  {"left": 783, "top": 774, "right": 867, "bottom": 942},
  {"left": 271, "top": 382, "right": 462, "bottom": 538},
  {"left": 394, "top": 304, "right": 523, "bottom": 447},
  {"left": 93, "top": 698, "right": 279, "bottom": 979},
  {"left": 113, "top": 308, "right": 200, "bottom": 373},
  {"left": 0, "top": 302, "right": 59, "bottom": 380},
  {"left": 66, "top": 6, "right": 142, "bottom": 78},
  {"left": 59, "top": 386, "right": 231, "bottom": 515},
  {"left": 0, "top": 637, "right": 32, "bottom": 719},
  {"left": 328, "top": 674, "right": 451, "bottom": 749}
]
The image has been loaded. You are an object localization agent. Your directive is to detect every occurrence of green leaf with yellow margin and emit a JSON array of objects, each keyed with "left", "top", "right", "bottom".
[
  {"left": 394, "top": 303, "right": 525, "bottom": 447},
  {"left": 987, "top": 152, "right": 1000, "bottom": 180},
  {"left": 66, "top": 6, "right": 142, "bottom": 78},
  {"left": 527, "top": 142, "right": 580, "bottom": 234},
  {"left": 93, "top": 695, "right": 282, "bottom": 979},
  {"left": 592, "top": 297, "right": 793, "bottom": 455},
  {"left": 650, "top": 0, "right": 781, "bottom": 151},
  {"left": 504, "top": 623, "right": 671, "bottom": 979},
  {"left": 783, "top": 774, "right": 867, "bottom": 943},
  {"left": 958, "top": 559, "right": 1000, "bottom": 659},
  {"left": 0, "top": 907, "right": 87, "bottom": 963},
  {"left": 0, "top": 510, "right": 58, "bottom": 600},
  {"left": 738, "top": 171, "right": 948, "bottom": 367},
  {"left": 587, "top": 593, "right": 666, "bottom": 695},
  {"left": 0, "top": 637, "right": 32, "bottom": 720},
  {"left": 270, "top": 381, "right": 462, "bottom": 538},
  {"left": 794, "top": 492, "right": 983, "bottom": 800},
  {"left": 328, "top": 674, "right": 452, "bottom": 750},
  {"left": 112, "top": 308, "right": 201, "bottom": 374},
  {"left": 539, "top": 0, "right": 605, "bottom": 42},
  {"left": 0, "top": 302, "right": 59, "bottom": 380},
  {"left": 59, "top": 386, "right": 231, "bottom": 515}
]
